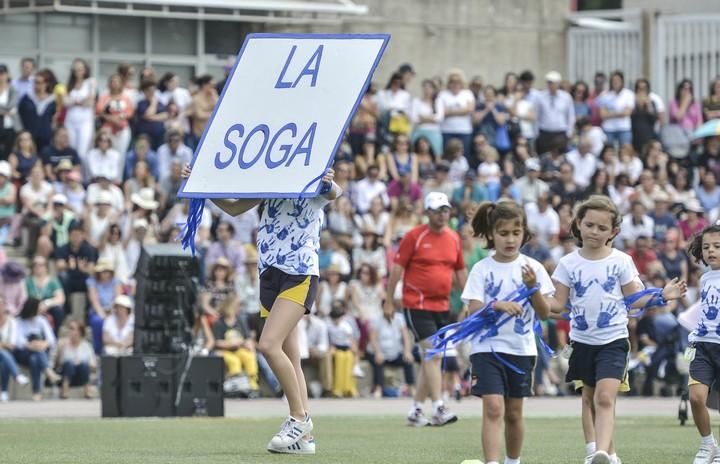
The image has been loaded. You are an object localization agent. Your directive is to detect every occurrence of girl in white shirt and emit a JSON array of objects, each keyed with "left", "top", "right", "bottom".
[
  {"left": 551, "top": 195, "right": 685, "bottom": 464},
  {"left": 461, "top": 201, "right": 554, "bottom": 464},
  {"left": 686, "top": 224, "right": 720, "bottom": 463},
  {"left": 63, "top": 59, "right": 96, "bottom": 159}
]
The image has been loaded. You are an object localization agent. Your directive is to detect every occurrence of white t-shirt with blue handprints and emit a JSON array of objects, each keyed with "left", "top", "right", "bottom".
[
  {"left": 257, "top": 197, "right": 330, "bottom": 277},
  {"left": 552, "top": 249, "right": 639, "bottom": 345},
  {"left": 689, "top": 270, "right": 720, "bottom": 345},
  {"left": 461, "top": 254, "right": 555, "bottom": 357}
]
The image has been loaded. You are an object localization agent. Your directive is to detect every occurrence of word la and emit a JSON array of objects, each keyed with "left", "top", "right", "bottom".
[
  {"left": 214, "top": 122, "right": 317, "bottom": 170},
  {"left": 274, "top": 45, "right": 323, "bottom": 89}
]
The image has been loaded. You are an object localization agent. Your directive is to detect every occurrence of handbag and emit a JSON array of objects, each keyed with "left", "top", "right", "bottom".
[
  {"left": 660, "top": 123, "right": 691, "bottom": 158},
  {"left": 388, "top": 113, "right": 411, "bottom": 135},
  {"left": 495, "top": 124, "right": 511, "bottom": 152}
]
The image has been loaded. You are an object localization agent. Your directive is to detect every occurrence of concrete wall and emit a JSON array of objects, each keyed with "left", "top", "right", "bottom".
[{"left": 268, "top": 0, "right": 569, "bottom": 91}]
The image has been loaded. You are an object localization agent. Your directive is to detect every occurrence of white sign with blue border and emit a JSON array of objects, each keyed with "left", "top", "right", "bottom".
[{"left": 178, "top": 33, "right": 389, "bottom": 199}]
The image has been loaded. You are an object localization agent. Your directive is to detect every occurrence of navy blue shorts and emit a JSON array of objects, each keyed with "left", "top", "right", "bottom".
[
  {"left": 470, "top": 352, "right": 536, "bottom": 398},
  {"left": 689, "top": 342, "right": 720, "bottom": 389},
  {"left": 566, "top": 338, "right": 630, "bottom": 390},
  {"left": 403, "top": 309, "right": 450, "bottom": 342},
  {"left": 442, "top": 356, "right": 460, "bottom": 373}
]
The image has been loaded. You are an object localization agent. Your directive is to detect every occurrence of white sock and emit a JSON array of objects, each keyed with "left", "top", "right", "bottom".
[
  {"left": 586, "top": 442, "right": 597, "bottom": 455},
  {"left": 432, "top": 400, "right": 443, "bottom": 413},
  {"left": 487, "top": 461, "right": 500, "bottom": 464},
  {"left": 610, "top": 453, "right": 618, "bottom": 460},
  {"left": 504, "top": 457, "right": 520, "bottom": 464},
  {"left": 701, "top": 433, "right": 717, "bottom": 446}
]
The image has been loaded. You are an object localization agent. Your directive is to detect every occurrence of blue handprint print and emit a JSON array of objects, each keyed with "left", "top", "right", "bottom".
[
  {"left": 697, "top": 321, "right": 709, "bottom": 337},
  {"left": 484, "top": 272, "right": 503, "bottom": 299},
  {"left": 277, "top": 225, "right": 293, "bottom": 241},
  {"left": 704, "top": 295, "right": 720, "bottom": 321},
  {"left": 259, "top": 238, "right": 276, "bottom": 254},
  {"left": 514, "top": 315, "right": 531, "bottom": 335},
  {"left": 296, "top": 216, "right": 312, "bottom": 229},
  {"left": 288, "top": 199, "right": 307, "bottom": 218},
  {"left": 572, "top": 306, "right": 589, "bottom": 331},
  {"left": 570, "top": 270, "right": 594, "bottom": 297},
  {"left": 266, "top": 200, "right": 282, "bottom": 219},
  {"left": 291, "top": 255, "right": 312, "bottom": 274},
  {"left": 597, "top": 302, "right": 620, "bottom": 328},
  {"left": 290, "top": 233, "right": 310, "bottom": 251},
  {"left": 595, "top": 265, "right": 619, "bottom": 293},
  {"left": 260, "top": 218, "right": 279, "bottom": 234},
  {"left": 276, "top": 250, "right": 296, "bottom": 266}
]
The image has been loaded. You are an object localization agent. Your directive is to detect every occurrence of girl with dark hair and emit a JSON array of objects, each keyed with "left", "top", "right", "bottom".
[
  {"left": 63, "top": 58, "right": 96, "bottom": 159},
  {"left": 551, "top": 195, "right": 686, "bottom": 464},
  {"left": 599, "top": 71, "right": 635, "bottom": 149},
  {"left": 461, "top": 200, "right": 553, "bottom": 464},
  {"left": 631, "top": 78, "right": 659, "bottom": 154},
  {"left": 670, "top": 78, "right": 702, "bottom": 132},
  {"left": 572, "top": 80, "right": 591, "bottom": 119},
  {"left": 685, "top": 224, "right": 720, "bottom": 463},
  {"left": 14, "top": 297, "right": 60, "bottom": 400},
  {"left": 411, "top": 79, "right": 443, "bottom": 155}
]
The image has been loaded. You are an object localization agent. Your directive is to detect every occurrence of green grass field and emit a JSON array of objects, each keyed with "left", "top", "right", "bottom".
[{"left": 0, "top": 416, "right": 704, "bottom": 463}]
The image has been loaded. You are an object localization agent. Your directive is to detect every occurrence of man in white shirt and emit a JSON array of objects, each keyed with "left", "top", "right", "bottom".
[
  {"left": 565, "top": 136, "right": 597, "bottom": 189},
  {"left": 619, "top": 200, "right": 655, "bottom": 250},
  {"left": 524, "top": 192, "right": 560, "bottom": 247},
  {"left": 535, "top": 71, "right": 575, "bottom": 155},
  {"left": 352, "top": 164, "right": 389, "bottom": 214},
  {"left": 515, "top": 158, "right": 550, "bottom": 204},
  {"left": 10, "top": 57, "right": 34, "bottom": 98},
  {"left": 156, "top": 129, "right": 193, "bottom": 183}
]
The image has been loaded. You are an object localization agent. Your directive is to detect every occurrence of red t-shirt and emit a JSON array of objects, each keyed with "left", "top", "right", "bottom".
[{"left": 394, "top": 224, "right": 465, "bottom": 312}]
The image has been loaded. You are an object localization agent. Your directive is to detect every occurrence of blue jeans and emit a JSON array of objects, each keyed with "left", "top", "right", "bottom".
[
  {"left": 88, "top": 310, "right": 105, "bottom": 355},
  {"left": 0, "top": 348, "right": 19, "bottom": 392},
  {"left": 605, "top": 129, "right": 632, "bottom": 149},
  {"left": 13, "top": 348, "right": 49, "bottom": 393},
  {"left": 61, "top": 361, "right": 90, "bottom": 386}
]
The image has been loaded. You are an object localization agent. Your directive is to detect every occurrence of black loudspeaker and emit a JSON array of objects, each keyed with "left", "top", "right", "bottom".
[
  {"left": 100, "top": 356, "right": 120, "bottom": 418},
  {"left": 119, "top": 355, "right": 176, "bottom": 417},
  {"left": 175, "top": 356, "right": 225, "bottom": 417},
  {"left": 134, "top": 243, "right": 199, "bottom": 278},
  {"left": 101, "top": 355, "right": 224, "bottom": 417}
]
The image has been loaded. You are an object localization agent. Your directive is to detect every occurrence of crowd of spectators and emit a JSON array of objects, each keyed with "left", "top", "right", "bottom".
[{"left": 0, "top": 55, "right": 718, "bottom": 401}]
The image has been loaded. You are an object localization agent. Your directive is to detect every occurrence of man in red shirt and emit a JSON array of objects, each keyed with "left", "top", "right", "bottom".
[{"left": 385, "top": 192, "right": 467, "bottom": 427}]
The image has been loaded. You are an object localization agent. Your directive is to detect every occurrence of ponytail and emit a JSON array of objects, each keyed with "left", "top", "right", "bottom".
[{"left": 470, "top": 200, "right": 530, "bottom": 250}]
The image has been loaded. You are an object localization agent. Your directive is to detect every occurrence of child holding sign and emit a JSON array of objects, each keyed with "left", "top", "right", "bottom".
[
  {"left": 182, "top": 163, "right": 340, "bottom": 455},
  {"left": 687, "top": 224, "right": 720, "bottom": 464}
]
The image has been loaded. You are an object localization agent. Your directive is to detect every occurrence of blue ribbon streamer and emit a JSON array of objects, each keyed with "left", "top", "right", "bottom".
[
  {"left": 177, "top": 197, "right": 205, "bottom": 256},
  {"left": 425, "top": 285, "right": 539, "bottom": 361},
  {"left": 623, "top": 288, "right": 667, "bottom": 318},
  {"left": 534, "top": 319, "right": 555, "bottom": 358}
]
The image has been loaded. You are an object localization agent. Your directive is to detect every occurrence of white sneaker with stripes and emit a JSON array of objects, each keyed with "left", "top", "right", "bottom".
[
  {"left": 267, "top": 415, "right": 314, "bottom": 450},
  {"left": 268, "top": 437, "right": 316, "bottom": 455}
]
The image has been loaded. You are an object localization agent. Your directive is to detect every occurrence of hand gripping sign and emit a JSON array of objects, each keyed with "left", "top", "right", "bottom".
[{"left": 177, "top": 33, "right": 389, "bottom": 253}]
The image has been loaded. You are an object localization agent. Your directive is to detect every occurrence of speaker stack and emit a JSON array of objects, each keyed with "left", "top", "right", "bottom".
[{"left": 101, "top": 244, "right": 225, "bottom": 417}]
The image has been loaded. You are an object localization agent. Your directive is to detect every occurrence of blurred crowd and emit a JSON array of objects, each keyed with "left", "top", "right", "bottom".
[{"left": 0, "top": 55, "right": 718, "bottom": 401}]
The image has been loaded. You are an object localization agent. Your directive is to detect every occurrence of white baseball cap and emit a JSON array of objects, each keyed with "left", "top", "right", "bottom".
[
  {"left": 545, "top": 71, "right": 562, "bottom": 83},
  {"left": 424, "top": 192, "right": 451, "bottom": 210},
  {"left": 52, "top": 193, "right": 68, "bottom": 205}
]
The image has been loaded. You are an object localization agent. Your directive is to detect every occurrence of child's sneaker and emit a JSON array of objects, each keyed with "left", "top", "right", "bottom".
[
  {"left": 431, "top": 404, "right": 458, "bottom": 426},
  {"left": 591, "top": 451, "right": 612, "bottom": 464},
  {"left": 711, "top": 447, "right": 720, "bottom": 464},
  {"left": 0, "top": 391, "right": 8, "bottom": 403},
  {"left": 268, "top": 437, "right": 316, "bottom": 455},
  {"left": 406, "top": 407, "right": 430, "bottom": 427},
  {"left": 267, "top": 415, "right": 313, "bottom": 450},
  {"left": 694, "top": 444, "right": 717, "bottom": 464},
  {"left": 15, "top": 374, "right": 29, "bottom": 386}
]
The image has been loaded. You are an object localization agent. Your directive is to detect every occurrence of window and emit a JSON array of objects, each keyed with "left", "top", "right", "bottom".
[
  {"left": 45, "top": 14, "right": 92, "bottom": 52},
  {"left": 151, "top": 19, "right": 195, "bottom": 55},
  {"left": 205, "top": 21, "right": 253, "bottom": 56},
  {"left": 0, "top": 14, "right": 37, "bottom": 51},
  {"left": 99, "top": 16, "right": 145, "bottom": 53}
]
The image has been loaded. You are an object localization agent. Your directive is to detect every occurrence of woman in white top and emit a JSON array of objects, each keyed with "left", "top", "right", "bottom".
[
  {"left": 376, "top": 72, "right": 412, "bottom": 139},
  {"left": 99, "top": 223, "right": 130, "bottom": 283},
  {"left": 14, "top": 297, "right": 60, "bottom": 400},
  {"left": 315, "top": 266, "right": 347, "bottom": 318},
  {"left": 86, "top": 131, "right": 122, "bottom": 183},
  {"left": 0, "top": 298, "right": 28, "bottom": 402},
  {"left": 348, "top": 263, "right": 385, "bottom": 323},
  {"left": 102, "top": 295, "right": 134, "bottom": 356},
  {"left": 436, "top": 69, "right": 475, "bottom": 159},
  {"left": 84, "top": 190, "right": 116, "bottom": 248},
  {"left": 598, "top": 71, "right": 635, "bottom": 149},
  {"left": 411, "top": 79, "right": 444, "bottom": 156},
  {"left": 55, "top": 319, "right": 95, "bottom": 398},
  {"left": 63, "top": 59, "right": 96, "bottom": 159}
]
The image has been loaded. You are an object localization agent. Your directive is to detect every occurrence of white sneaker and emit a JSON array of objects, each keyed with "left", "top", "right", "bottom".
[
  {"left": 591, "top": 451, "right": 612, "bottom": 464},
  {"left": 712, "top": 448, "right": 720, "bottom": 464},
  {"left": 267, "top": 415, "right": 313, "bottom": 449},
  {"left": 15, "top": 374, "right": 29, "bottom": 386},
  {"left": 352, "top": 364, "right": 365, "bottom": 378},
  {"left": 584, "top": 454, "right": 593, "bottom": 464},
  {"left": 431, "top": 404, "right": 458, "bottom": 426},
  {"left": 268, "top": 437, "right": 316, "bottom": 455},
  {"left": 612, "top": 455, "right": 622, "bottom": 464},
  {"left": 0, "top": 391, "right": 8, "bottom": 403},
  {"left": 406, "top": 407, "right": 430, "bottom": 427},
  {"left": 694, "top": 444, "right": 717, "bottom": 464}
]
